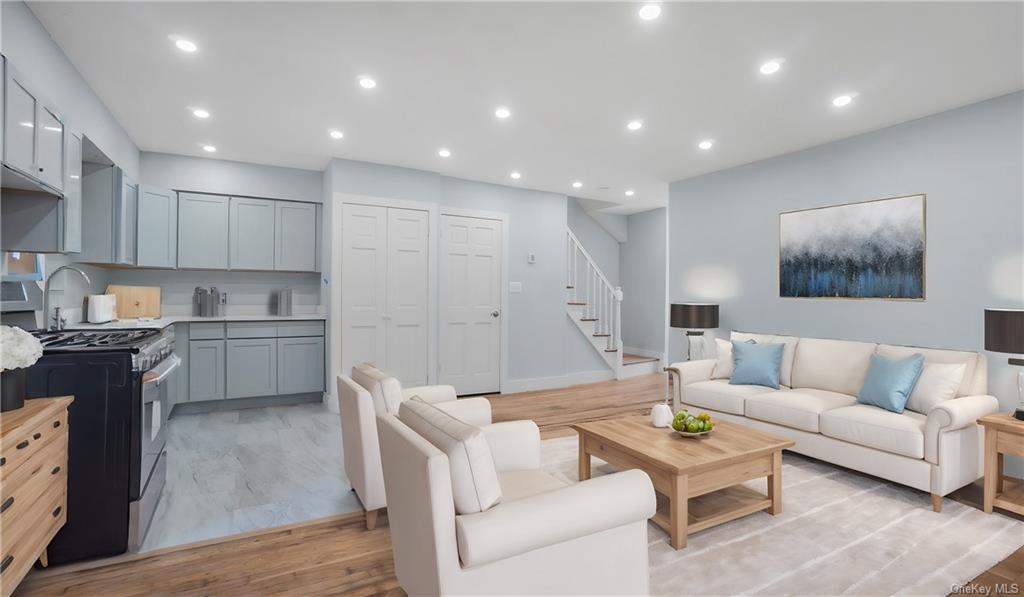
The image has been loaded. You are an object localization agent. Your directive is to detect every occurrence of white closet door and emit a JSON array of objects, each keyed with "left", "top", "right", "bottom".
[
  {"left": 341, "top": 204, "right": 388, "bottom": 376},
  {"left": 439, "top": 214, "right": 502, "bottom": 395},
  {"left": 385, "top": 208, "right": 429, "bottom": 385}
]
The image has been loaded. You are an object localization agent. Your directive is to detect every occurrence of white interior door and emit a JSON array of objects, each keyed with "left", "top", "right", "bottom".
[
  {"left": 341, "top": 204, "right": 388, "bottom": 376},
  {"left": 385, "top": 208, "right": 430, "bottom": 385},
  {"left": 439, "top": 214, "right": 502, "bottom": 395}
]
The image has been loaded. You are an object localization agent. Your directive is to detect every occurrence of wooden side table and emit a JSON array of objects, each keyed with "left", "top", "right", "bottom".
[{"left": 978, "top": 413, "right": 1024, "bottom": 515}]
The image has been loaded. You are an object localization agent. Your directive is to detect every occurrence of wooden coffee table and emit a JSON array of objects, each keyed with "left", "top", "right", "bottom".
[{"left": 573, "top": 416, "right": 794, "bottom": 549}]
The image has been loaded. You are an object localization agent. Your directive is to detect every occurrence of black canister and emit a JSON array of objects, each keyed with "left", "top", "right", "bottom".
[{"left": 1, "top": 368, "right": 27, "bottom": 412}]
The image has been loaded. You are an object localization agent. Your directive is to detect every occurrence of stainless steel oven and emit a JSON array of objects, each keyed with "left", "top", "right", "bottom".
[{"left": 129, "top": 352, "right": 177, "bottom": 549}]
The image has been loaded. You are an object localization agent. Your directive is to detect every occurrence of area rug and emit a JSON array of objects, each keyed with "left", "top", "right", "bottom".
[{"left": 539, "top": 436, "right": 1024, "bottom": 596}]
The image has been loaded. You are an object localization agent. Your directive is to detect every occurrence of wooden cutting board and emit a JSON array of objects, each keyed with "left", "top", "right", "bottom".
[{"left": 105, "top": 285, "right": 161, "bottom": 319}]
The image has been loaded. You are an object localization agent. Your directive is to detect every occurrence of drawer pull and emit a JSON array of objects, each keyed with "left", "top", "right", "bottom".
[
  {"left": 16, "top": 441, "right": 28, "bottom": 450},
  {"left": 53, "top": 420, "right": 61, "bottom": 428},
  {"left": 52, "top": 506, "right": 62, "bottom": 518},
  {"left": 51, "top": 466, "right": 61, "bottom": 475},
  {"left": 0, "top": 497, "right": 12, "bottom": 513},
  {"left": 0, "top": 555, "right": 12, "bottom": 574},
  {"left": 33, "top": 432, "right": 42, "bottom": 440},
  {"left": 0, "top": 457, "right": 5, "bottom": 466}
]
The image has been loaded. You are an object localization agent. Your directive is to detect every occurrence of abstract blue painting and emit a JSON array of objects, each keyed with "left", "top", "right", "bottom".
[{"left": 780, "top": 194, "right": 925, "bottom": 299}]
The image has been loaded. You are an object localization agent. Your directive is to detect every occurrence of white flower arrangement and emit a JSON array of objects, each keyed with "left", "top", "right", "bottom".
[{"left": 0, "top": 325, "right": 43, "bottom": 372}]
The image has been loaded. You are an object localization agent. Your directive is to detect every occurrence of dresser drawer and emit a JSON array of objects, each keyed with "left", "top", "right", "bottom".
[
  {"left": 0, "top": 408, "right": 67, "bottom": 484},
  {"left": 227, "top": 322, "right": 279, "bottom": 338},
  {"left": 0, "top": 479, "right": 66, "bottom": 595},
  {"left": 1, "top": 435, "right": 67, "bottom": 545},
  {"left": 190, "top": 322, "right": 226, "bottom": 340},
  {"left": 277, "top": 320, "right": 324, "bottom": 337}
]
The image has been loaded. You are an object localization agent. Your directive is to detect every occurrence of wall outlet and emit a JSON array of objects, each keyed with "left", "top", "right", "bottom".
[{"left": 527, "top": 253, "right": 536, "bottom": 264}]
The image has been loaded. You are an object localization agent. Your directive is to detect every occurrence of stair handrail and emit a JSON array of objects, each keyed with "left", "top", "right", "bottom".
[
  {"left": 566, "top": 229, "right": 619, "bottom": 294},
  {"left": 566, "top": 228, "right": 624, "bottom": 354}
]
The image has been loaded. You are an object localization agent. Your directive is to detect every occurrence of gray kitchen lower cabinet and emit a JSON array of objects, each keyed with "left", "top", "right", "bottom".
[
  {"left": 277, "top": 336, "right": 325, "bottom": 394},
  {"left": 189, "top": 340, "right": 225, "bottom": 401},
  {"left": 226, "top": 338, "right": 278, "bottom": 398}
]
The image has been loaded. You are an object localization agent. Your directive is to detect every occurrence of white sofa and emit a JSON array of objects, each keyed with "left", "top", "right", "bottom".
[
  {"left": 377, "top": 398, "right": 656, "bottom": 596},
  {"left": 668, "top": 332, "right": 999, "bottom": 512},
  {"left": 337, "top": 363, "right": 493, "bottom": 529}
]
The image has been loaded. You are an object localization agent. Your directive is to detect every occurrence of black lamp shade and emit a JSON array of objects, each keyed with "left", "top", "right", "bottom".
[
  {"left": 985, "top": 309, "right": 1024, "bottom": 354},
  {"left": 670, "top": 303, "right": 719, "bottom": 329}
]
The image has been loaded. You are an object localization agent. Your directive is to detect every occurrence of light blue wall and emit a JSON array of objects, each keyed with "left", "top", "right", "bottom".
[
  {"left": 140, "top": 152, "right": 323, "bottom": 204},
  {"left": 669, "top": 92, "right": 1024, "bottom": 470},
  {"left": 567, "top": 198, "right": 621, "bottom": 286},
  {"left": 621, "top": 208, "right": 667, "bottom": 354},
  {"left": 326, "top": 158, "right": 609, "bottom": 384}
]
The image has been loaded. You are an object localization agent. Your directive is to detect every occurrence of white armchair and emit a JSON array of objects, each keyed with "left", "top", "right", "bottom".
[
  {"left": 350, "top": 362, "right": 492, "bottom": 426},
  {"left": 377, "top": 398, "right": 656, "bottom": 596}
]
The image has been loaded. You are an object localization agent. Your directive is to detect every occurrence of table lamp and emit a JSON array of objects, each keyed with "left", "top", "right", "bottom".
[
  {"left": 984, "top": 308, "right": 1024, "bottom": 421},
  {"left": 670, "top": 303, "right": 719, "bottom": 361}
]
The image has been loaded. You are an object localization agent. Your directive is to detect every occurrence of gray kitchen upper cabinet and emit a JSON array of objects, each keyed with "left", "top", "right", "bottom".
[
  {"left": 80, "top": 165, "right": 136, "bottom": 265},
  {"left": 35, "top": 105, "right": 64, "bottom": 191},
  {"left": 2, "top": 58, "right": 38, "bottom": 179},
  {"left": 61, "top": 131, "right": 82, "bottom": 253},
  {"left": 275, "top": 201, "right": 317, "bottom": 272},
  {"left": 178, "top": 192, "right": 229, "bottom": 269},
  {"left": 189, "top": 340, "right": 226, "bottom": 402},
  {"left": 226, "top": 338, "right": 278, "bottom": 398},
  {"left": 229, "top": 197, "right": 275, "bottom": 270},
  {"left": 277, "top": 336, "right": 325, "bottom": 395},
  {"left": 136, "top": 185, "right": 177, "bottom": 268}
]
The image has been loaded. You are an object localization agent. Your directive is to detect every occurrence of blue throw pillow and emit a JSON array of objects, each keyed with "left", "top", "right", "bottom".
[
  {"left": 729, "top": 340, "right": 784, "bottom": 389},
  {"left": 857, "top": 353, "right": 925, "bottom": 414}
]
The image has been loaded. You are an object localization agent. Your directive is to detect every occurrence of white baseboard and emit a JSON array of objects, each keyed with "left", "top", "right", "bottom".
[
  {"left": 502, "top": 369, "right": 615, "bottom": 394},
  {"left": 622, "top": 346, "right": 665, "bottom": 360}
]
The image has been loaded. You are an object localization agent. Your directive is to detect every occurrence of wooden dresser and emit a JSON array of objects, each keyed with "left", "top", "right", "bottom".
[{"left": 0, "top": 396, "right": 73, "bottom": 597}]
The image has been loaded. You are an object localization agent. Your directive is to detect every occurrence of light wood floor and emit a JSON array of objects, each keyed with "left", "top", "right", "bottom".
[{"left": 16, "top": 372, "right": 1023, "bottom": 596}]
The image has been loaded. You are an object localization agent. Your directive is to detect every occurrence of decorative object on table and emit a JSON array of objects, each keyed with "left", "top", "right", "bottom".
[
  {"left": 671, "top": 409, "right": 715, "bottom": 437},
  {"left": 650, "top": 402, "right": 673, "bottom": 428},
  {"left": 670, "top": 303, "right": 719, "bottom": 360},
  {"left": 984, "top": 308, "right": 1024, "bottom": 420},
  {"left": 0, "top": 325, "right": 43, "bottom": 412},
  {"left": 779, "top": 194, "right": 926, "bottom": 299},
  {"left": 978, "top": 413, "right": 1024, "bottom": 515}
]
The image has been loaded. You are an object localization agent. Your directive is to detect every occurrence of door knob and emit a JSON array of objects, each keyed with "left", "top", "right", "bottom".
[{"left": 491, "top": 310, "right": 500, "bottom": 318}]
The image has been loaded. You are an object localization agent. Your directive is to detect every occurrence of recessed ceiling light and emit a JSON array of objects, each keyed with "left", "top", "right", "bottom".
[
  {"left": 698, "top": 139, "right": 714, "bottom": 150},
  {"left": 627, "top": 119, "right": 643, "bottom": 131},
  {"left": 192, "top": 108, "right": 210, "bottom": 119},
  {"left": 572, "top": 181, "right": 583, "bottom": 189},
  {"left": 759, "top": 59, "right": 783, "bottom": 75},
  {"left": 510, "top": 171, "right": 522, "bottom": 180},
  {"left": 625, "top": 189, "right": 635, "bottom": 197},
  {"left": 328, "top": 129, "right": 344, "bottom": 140},
  {"left": 358, "top": 76, "right": 377, "bottom": 89},
  {"left": 438, "top": 148, "right": 451, "bottom": 158},
  {"left": 638, "top": 3, "right": 662, "bottom": 20},
  {"left": 495, "top": 106, "right": 511, "bottom": 119},
  {"left": 832, "top": 94, "right": 855, "bottom": 107},
  {"left": 202, "top": 145, "right": 216, "bottom": 153},
  {"left": 174, "top": 38, "right": 197, "bottom": 53}
]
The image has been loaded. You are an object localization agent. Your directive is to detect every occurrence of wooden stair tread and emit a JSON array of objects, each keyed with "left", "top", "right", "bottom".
[
  {"left": 580, "top": 317, "right": 598, "bottom": 322},
  {"left": 593, "top": 333, "right": 610, "bottom": 337},
  {"left": 604, "top": 348, "right": 619, "bottom": 352},
  {"left": 567, "top": 301, "right": 586, "bottom": 306},
  {"left": 623, "top": 354, "right": 659, "bottom": 365}
]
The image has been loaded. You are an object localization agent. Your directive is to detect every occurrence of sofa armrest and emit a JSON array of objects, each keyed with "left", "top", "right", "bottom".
[
  {"left": 666, "top": 360, "right": 717, "bottom": 409},
  {"left": 481, "top": 420, "right": 540, "bottom": 472},
  {"left": 925, "top": 395, "right": 1000, "bottom": 464},
  {"left": 403, "top": 384, "right": 458, "bottom": 404},
  {"left": 433, "top": 397, "right": 493, "bottom": 426},
  {"left": 455, "top": 469, "right": 655, "bottom": 568}
]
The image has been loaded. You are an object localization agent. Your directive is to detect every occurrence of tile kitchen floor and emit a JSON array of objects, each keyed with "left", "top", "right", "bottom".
[{"left": 141, "top": 402, "right": 362, "bottom": 551}]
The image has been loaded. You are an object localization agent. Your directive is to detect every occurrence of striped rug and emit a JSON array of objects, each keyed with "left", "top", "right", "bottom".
[{"left": 540, "top": 436, "right": 1024, "bottom": 596}]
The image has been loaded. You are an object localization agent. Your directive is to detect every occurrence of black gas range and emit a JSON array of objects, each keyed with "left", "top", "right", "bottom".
[{"left": 25, "top": 327, "right": 178, "bottom": 564}]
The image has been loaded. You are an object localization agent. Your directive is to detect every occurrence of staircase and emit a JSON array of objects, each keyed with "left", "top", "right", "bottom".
[{"left": 566, "top": 229, "right": 625, "bottom": 378}]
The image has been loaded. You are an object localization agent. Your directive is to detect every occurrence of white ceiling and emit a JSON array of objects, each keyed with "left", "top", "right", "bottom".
[{"left": 29, "top": 1, "right": 1023, "bottom": 214}]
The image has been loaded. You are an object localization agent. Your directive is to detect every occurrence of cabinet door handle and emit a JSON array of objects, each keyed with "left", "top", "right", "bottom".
[
  {"left": 1, "top": 555, "right": 12, "bottom": 574},
  {"left": 33, "top": 433, "right": 41, "bottom": 440},
  {"left": 0, "top": 457, "right": 5, "bottom": 466},
  {"left": 51, "top": 466, "right": 61, "bottom": 475},
  {"left": 52, "top": 506, "right": 62, "bottom": 518},
  {"left": 0, "top": 497, "right": 13, "bottom": 513},
  {"left": 53, "top": 420, "right": 61, "bottom": 428},
  {"left": 16, "top": 441, "right": 28, "bottom": 450}
]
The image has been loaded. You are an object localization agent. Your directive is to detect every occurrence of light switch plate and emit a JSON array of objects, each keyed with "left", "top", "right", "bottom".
[
  {"left": 509, "top": 281, "right": 523, "bottom": 293},
  {"left": 527, "top": 253, "right": 537, "bottom": 264}
]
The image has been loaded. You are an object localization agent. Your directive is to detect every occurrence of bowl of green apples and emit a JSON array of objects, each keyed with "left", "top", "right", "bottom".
[{"left": 671, "top": 409, "right": 715, "bottom": 438}]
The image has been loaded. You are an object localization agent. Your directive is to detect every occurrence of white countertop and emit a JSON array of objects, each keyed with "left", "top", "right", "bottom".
[{"left": 66, "top": 313, "right": 326, "bottom": 330}]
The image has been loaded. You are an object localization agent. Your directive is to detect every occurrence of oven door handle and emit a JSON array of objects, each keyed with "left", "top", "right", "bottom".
[{"left": 142, "top": 355, "right": 181, "bottom": 389}]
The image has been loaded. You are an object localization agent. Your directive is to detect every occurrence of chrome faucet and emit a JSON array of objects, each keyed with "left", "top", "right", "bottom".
[{"left": 42, "top": 265, "right": 92, "bottom": 331}]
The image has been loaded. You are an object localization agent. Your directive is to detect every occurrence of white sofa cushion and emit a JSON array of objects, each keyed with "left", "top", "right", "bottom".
[
  {"left": 712, "top": 338, "right": 735, "bottom": 380},
  {"left": 905, "top": 362, "right": 966, "bottom": 414},
  {"left": 498, "top": 470, "right": 568, "bottom": 502},
  {"left": 820, "top": 404, "right": 927, "bottom": 459},
  {"left": 683, "top": 379, "right": 781, "bottom": 415},
  {"left": 351, "top": 362, "right": 404, "bottom": 415},
  {"left": 877, "top": 344, "right": 979, "bottom": 398},
  {"left": 731, "top": 331, "right": 799, "bottom": 388},
  {"left": 399, "top": 398, "right": 502, "bottom": 514},
  {"left": 791, "top": 337, "right": 878, "bottom": 396},
  {"left": 745, "top": 388, "right": 857, "bottom": 432}
]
